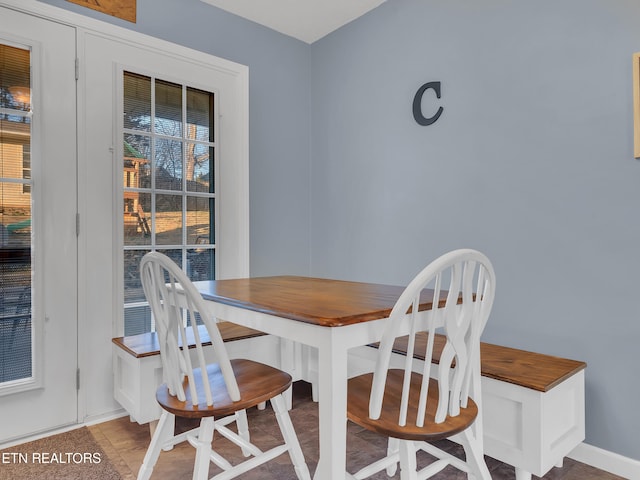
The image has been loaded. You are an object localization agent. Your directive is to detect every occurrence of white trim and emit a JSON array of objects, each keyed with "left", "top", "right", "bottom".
[
  {"left": 568, "top": 442, "right": 640, "bottom": 479},
  {"left": 81, "top": 408, "right": 129, "bottom": 428},
  {"left": 0, "top": 424, "right": 82, "bottom": 451},
  {"left": 0, "top": 0, "right": 246, "bottom": 75},
  {"left": 0, "top": 409, "right": 129, "bottom": 451}
]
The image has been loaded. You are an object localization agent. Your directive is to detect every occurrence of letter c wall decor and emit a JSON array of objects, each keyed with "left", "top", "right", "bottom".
[{"left": 413, "top": 81, "right": 443, "bottom": 126}]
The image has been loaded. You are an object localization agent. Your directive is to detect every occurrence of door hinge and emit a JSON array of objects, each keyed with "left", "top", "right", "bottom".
[
  {"left": 76, "top": 368, "right": 80, "bottom": 390},
  {"left": 75, "top": 58, "right": 79, "bottom": 81},
  {"left": 76, "top": 213, "right": 80, "bottom": 237}
]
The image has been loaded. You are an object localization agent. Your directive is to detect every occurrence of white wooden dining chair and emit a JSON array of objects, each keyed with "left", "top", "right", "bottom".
[
  {"left": 346, "top": 249, "right": 496, "bottom": 480},
  {"left": 137, "top": 251, "right": 311, "bottom": 480}
]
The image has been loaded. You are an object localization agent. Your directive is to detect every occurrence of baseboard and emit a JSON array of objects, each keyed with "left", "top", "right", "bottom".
[
  {"left": 82, "top": 408, "right": 129, "bottom": 427},
  {"left": 0, "top": 408, "right": 129, "bottom": 451},
  {"left": 0, "top": 423, "right": 83, "bottom": 450},
  {"left": 569, "top": 442, "right": 640, "bottom": 479}
]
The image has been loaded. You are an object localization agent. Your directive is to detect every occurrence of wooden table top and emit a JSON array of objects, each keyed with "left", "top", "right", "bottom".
[{"left": 195, "top": 276, "right": 443, "bottom": 327}]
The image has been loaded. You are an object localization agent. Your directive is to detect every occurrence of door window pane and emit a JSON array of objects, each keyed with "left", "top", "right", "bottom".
[
  {"left": 154, "top": 138, "right": 182, "bottom": 191},
  {"left": 187, "top": 196, "right": 213, "bottom": 245},
  {"left": 155, "top": 193, "right": 182, "bottom": 245},
  {"left": 187, "top": 248, "right": 214, "bottom": 283},
  {"left": 123, "top": 73, "right": 150, "bottom": 132},
  {"left": 186, "top": 144, "right": 213, "bottom": 193},
  {"left": 187, "top": 87, "right": 213, "bottom": 142},
  {"left": 123, "top": 134, "right": 151, "bottom": 245},
  {"left": 155, "top": 79, "right": 182, "bottom": 138}
]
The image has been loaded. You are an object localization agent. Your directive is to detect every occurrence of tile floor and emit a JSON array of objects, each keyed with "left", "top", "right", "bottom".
[{"left": 89, "top": 381, "right": 624, "bottom": 480}]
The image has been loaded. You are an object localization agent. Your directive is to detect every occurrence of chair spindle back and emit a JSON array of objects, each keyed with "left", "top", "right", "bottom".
[
  {"left": 369, "top": 249, "right": 495, "bottom": 426},
  {"left": 140, "top": 251, "right": 240, "bottom": 406}
]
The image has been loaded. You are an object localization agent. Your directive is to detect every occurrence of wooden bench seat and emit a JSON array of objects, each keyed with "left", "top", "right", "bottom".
[
  {"left": 379, "top": 333, "right": 586, "bottom": 392},
  {"left": 112, "top": 321, "right": 267, "bottom": 359}
]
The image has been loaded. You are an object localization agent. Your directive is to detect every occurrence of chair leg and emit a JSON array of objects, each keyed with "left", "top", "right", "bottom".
[
  {"left": 283, "top": 385, "right": 293, "bottom": 410},
  {"left": 162, "top": 415, "right": 176, "bottom": 452},
  {"left": 137, "top": 411, "right": 175, "bottom": 480},
  {"left": 271, "top": 393, "right": 311, "bottom": 480},
  {"left": 192, "top": 417, "right": 215, "bottom": 480},
  {"left": 398, "top": 440, "right": 418, "bottom": 480},
  {"left": 235, "top": 410, "right": 251, "bottom": 457},
  {"left": 386, "top": 438, "right": 399, "bottom": 476},
  {"left": 459, "top": 429, "right": 491, "bottom": 480}
]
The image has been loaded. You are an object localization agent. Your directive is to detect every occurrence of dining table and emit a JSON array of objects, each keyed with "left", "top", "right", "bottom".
[{"left": 193, "top": 275, "right": 445, "bottom": 480}]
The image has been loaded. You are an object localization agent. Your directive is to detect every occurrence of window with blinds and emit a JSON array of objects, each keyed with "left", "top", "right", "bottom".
[
  {"left": 0, "top": 43, "right": 33, "bottom": 383},
  {"left": 122, "top": 71, "right": 216, "bottom": 335}
]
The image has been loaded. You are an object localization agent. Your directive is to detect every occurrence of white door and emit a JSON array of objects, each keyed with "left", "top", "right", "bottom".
[
  {"left": 77, "top": 32, "right": 248, "bottom": 418},
  {"left": 0, "top": 7, "right": 78, "bottom": 442}
]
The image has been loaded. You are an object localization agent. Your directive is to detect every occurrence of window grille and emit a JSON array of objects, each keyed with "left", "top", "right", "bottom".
[{"left": 122, "top": 71, "right": 216, "bottom": 335}]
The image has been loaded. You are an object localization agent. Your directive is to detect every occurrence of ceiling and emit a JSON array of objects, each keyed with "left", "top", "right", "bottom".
[{"left": 199, "top": 0, "right": 387, "bottom": 44}]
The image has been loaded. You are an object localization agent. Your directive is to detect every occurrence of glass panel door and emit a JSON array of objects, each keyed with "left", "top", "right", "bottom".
[{"left": 0, "top": 8, "right": 77, "bottom": 443}]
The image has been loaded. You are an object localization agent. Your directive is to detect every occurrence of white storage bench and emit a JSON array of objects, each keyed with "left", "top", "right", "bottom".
[{"left": 113, "top": 324, "right": 585, "bottom": 480}]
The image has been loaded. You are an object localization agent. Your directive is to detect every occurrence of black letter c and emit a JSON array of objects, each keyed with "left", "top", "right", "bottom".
[{"left": 413, "top": 81, "right": 443, "bottom": 126}]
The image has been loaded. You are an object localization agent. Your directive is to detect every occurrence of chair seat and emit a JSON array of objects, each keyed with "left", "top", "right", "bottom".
[
  {"left": 156, "top": 358, "right": 292, "bottom": 418},
  {"left": 347, "top": 370, "right": 478, "bottom": 442}
]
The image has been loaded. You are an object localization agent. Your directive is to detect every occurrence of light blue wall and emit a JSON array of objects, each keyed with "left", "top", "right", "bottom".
[
  {"left": 310, "top": 0, "right": 640, "bottom": 461},
  {"left": 38, "top": 0, "right": 312, "bottom": 276},
  {"left": 36, "top": 0, "right": 640, "bottom": 463}
]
